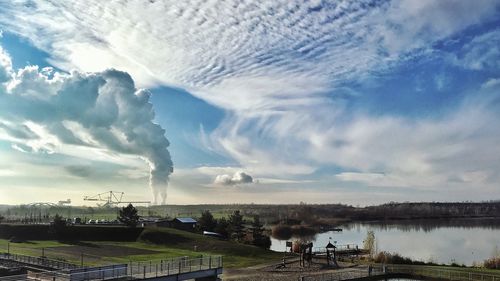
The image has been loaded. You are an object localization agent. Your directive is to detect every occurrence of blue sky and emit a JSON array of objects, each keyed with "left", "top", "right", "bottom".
[{"left": 0, "top": 0, "right": 499, "bottom": 205}]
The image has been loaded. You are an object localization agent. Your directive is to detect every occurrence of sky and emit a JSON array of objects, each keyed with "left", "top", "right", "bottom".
[{"left": 0, "top": 0, "right": 499, "bottom": 206}]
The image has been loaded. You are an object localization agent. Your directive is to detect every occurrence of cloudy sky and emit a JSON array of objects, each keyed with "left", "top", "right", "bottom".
[{"left": 0, "top": 0, "right": 499, "bottom": 205}]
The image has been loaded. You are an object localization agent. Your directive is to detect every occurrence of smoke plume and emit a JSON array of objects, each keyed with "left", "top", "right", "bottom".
[{"left": 0, "top": 47, "right": 173, "bottom": 204}]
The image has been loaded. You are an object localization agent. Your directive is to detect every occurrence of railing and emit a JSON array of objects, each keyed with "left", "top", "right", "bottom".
[
  {"left": 128, "top": 255, "right": 222, "bottom": 278},
  {"left": 314, "top": 244, "right": 361, "bottom": 254},
  {"left": 301, "top": 264, "right": 500, "bottom": 281},
  {"left": 0, "top": 255, "right": 223, "bottom": 281},
  {"left": 0, "top": 253, "right": 78, "bottom": 270},
  {"left": 301, "top": 267, "right": 384, "bottom": 281},
  {"left": 384, "top": 264, "right": 500, "bottom": 281}
]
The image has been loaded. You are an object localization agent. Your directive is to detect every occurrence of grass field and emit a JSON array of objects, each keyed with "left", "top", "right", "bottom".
[{"left": 0, "top": 227, "right": 283, "bottom": 268}]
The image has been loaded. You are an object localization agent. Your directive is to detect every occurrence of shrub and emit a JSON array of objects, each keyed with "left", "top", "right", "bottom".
[
  {"left": 374, "top": 251, "right": 419, "bottom": 265},
  {"left": 484, "top": 257, "right": 500, "bottom": 269},
  {"left": 290, "top": 225, "right": 317, "bottom": 237},
  {"left": 271, "top": 225, "right": 292, "bottom": 240}
]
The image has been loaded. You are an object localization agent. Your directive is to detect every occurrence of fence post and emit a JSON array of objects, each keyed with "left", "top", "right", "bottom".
[
  {"left": 156, "top": 264, "right": 158, "bottom": 277},
  {"left": 143, "top": 265, "right": 146, "bottom": 279}
]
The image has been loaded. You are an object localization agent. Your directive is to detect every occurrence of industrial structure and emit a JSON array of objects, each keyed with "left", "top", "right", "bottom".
[{"left": 83, "top": 191, "right": 150, "bottom": 207}]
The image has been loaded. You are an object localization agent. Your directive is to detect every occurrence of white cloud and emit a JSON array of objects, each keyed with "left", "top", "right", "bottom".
[
  {"left": 0, "top": 48, "right": 173, "bottom": 204},
  {"left": 482, "top": 78, "right": 500, "bottom": 89},
  {"left": 214, "top": 171, "right": 254, "bottom": 186},
  {"left": 0, "top": 167, "right": 16, "bottom": 177},
  {"left": 0, "top": 0, "right": 496, "bottom": 90},
  {"left": 455, "top": 29, "right": 500, "bottom": 71}
]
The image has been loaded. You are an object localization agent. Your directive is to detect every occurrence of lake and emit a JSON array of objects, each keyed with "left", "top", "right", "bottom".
[{"left": 270, "top": 219, "right": 500, "bottom": 265}]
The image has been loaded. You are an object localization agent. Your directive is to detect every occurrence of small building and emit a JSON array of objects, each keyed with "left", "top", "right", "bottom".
[
  {"left": 172, "top": 217, "right": 197, "bottom": 231},
  {"left": 155, "top": 217, "right": 197, "bottom": 232}
]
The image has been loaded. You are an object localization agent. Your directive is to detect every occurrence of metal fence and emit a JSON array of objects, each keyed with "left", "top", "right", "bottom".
[
  {"left": 301, "top": 267, "right": 385, "bottom": 281},
  {"left": 0, "top": 253, "right": 78, "bottom": 270},
  {"left": 314, "top": 244, "right": 360, "bottom": 254},
  {"left": 128, "top": 255, "right": 222, "bottom": 278},
  {"left": 301, "top": 264, "right": 500, "bottom": 281},
  {"left": 0, "top": 255, "right": 223, "bottom": 281},
  {"left": 384, "top": 264, "right": 500, "bottom": 281}
]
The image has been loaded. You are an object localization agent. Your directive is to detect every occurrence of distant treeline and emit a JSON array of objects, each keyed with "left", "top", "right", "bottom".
[
  {"left": 197, "top": 202, "right": 500, "bottom": 225},
  {"left": 2, "top": 201, "right": 500, "bottom": 226},
  {"left": 356, "top": 202, "right": 500, "bottom": 220},
  {"left": 175, "top": 201, "right": 500, "bottom": 225}
]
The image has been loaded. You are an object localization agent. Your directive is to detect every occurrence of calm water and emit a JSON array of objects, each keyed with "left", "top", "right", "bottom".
[{"left": 270, "top": 219, "right": 500, "bottom": 265}]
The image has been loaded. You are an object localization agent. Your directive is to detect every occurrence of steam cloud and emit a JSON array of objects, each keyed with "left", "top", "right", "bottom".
[
  {"left": 0, "top": 47, "right": 173, "bottom": 204},
  {"left": 214, "top": 171, "right": 254, "bottom": 186}
]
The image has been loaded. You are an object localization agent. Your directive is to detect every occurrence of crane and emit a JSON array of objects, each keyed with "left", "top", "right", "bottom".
[{"left": 83, "top": 191, "right": 150, "bottom": 207}]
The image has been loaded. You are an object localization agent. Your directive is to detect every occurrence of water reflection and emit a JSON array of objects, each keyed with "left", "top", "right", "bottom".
[
  {"left": 270, "top": 219, "right": 500, "bottom": 265},
  {"left": 343, "top": 218, "right": 500, "bottom": 233}
]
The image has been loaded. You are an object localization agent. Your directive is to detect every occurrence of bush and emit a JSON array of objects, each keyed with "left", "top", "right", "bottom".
[
  {"left": 271, "top": 224, "right": 317, "bottom": 241},
  {"left": 290, "top": 225, "right": 317, "bottom": 237},
  {"left": 484, "top": 257, "right": 500, "bottom": 269},
  {"left": 271, "top": 225, "right": 292, "bottom": 240},
  {"left": 252, "top": 235, "right": 272, "bottom": 249},
  {"left": 375, "top": 251, "right": 423, "bottom": 265}
]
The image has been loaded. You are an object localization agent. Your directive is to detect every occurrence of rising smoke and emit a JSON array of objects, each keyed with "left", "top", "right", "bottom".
[{"left": 0, "top": 47, "right": 173, "bottom": 204}]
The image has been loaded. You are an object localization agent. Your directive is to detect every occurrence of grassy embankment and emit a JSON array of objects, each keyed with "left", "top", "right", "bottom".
[{"left": 0, "top": 227, "right": 282, "bottom": 268}]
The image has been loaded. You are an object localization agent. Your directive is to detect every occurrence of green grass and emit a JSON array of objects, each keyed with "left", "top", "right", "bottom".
[
  {"left": 0, "top": 228, "right": 282, "bottom": 268},
  {"left": 134, "top": 227, "right": 282, "bottom": 268},
  {"left": 0, "top": 239, "right": 75, "bottom": 262}
]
